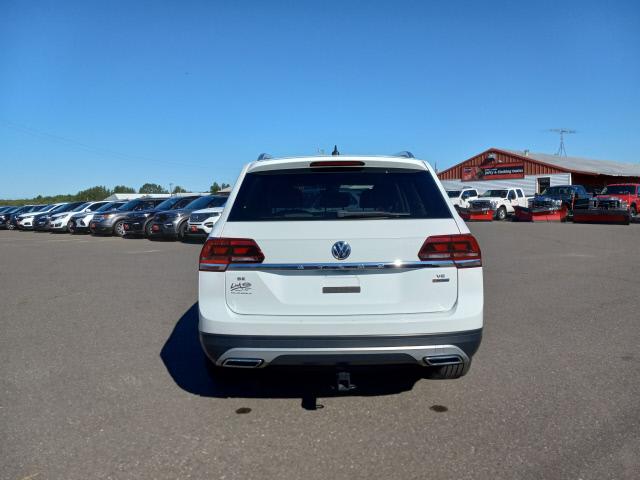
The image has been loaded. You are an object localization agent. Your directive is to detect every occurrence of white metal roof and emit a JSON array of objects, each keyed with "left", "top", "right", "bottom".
[{"left": 505, "top": 150, "right": 640, "bottom": 177}]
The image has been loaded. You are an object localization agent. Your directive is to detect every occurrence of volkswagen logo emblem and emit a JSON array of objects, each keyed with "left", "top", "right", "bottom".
[{"left": 331, "top": 241, "right": 351, "bottom": 260}]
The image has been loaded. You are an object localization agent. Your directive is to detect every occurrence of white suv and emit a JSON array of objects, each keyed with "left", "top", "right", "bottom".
[
  {"left": 198, "top": 153, "right": 483, "bottom": 379},
  {"left": 187, "top": 208, "right": 223, "bottom": 236}
]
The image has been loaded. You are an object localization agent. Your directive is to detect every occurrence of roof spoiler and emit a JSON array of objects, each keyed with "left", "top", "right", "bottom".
[{"left": 256, "top": 151, "right": 415, "bottom": 160}]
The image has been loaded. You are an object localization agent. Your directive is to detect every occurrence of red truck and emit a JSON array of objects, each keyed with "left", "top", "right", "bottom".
[
  {"left": 597, "top": 184, "right": 639, "bottom": 217},
  {"left": 573, "top": 183, "right": 639, "bottom": 224}
]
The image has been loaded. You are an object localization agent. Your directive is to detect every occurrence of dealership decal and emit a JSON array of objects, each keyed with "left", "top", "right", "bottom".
[{"left": 230, "top": 277, "right": 253, "bottom": 294}]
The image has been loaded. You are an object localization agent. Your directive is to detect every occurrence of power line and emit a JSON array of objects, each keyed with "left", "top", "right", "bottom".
[{"left": 0, "top": 120, "right": 212, "bottom": 170}]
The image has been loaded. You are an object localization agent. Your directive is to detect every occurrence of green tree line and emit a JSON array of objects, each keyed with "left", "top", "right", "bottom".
[{"left": 1, "top": 181, "right": 231, "bottom": 206}]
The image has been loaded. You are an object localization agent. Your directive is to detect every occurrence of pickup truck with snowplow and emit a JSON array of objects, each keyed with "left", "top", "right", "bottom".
[
  {"left": 573, "top": 183, "right": 639, "bottom": 224},
  {"left": 461, "top": 188, "right": 530, "bottom": 221},
  {"left": 536, "top": 185, "right": 592, "bottom": 214},
  {"left": 512, "top": 185, "right": 593, "bottom": 222}
]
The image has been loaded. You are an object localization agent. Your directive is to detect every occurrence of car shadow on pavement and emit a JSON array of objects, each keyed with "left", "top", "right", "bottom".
[
  {"left": 180, "top": 237, "right": 206, "bottom": 245},
  {"left": 161, "top": 304, "right": 425, "bottom": 409}
]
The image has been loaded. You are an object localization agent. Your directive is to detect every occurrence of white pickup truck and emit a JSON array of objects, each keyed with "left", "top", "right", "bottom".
[
  {"left": 470, "top": 188, "right": 531, "bottom": 220},
  {"left": 447, "top": 188, "right": 479, "bottom": 209}
]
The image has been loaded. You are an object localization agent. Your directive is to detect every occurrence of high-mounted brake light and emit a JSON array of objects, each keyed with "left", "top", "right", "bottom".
[
  {"left": 199, "top": 238, "right": 264, "bottom": 271},
  {"left": 418, "top": 234, "right": 482, "bottom": 268},
  {"left": 310, "top": 161, "right": 365, "bottom": 167}
]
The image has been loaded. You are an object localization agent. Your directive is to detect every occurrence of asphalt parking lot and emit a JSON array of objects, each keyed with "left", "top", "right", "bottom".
[{"left": 2, "top": 224, "right": 639, "bottom": 480}]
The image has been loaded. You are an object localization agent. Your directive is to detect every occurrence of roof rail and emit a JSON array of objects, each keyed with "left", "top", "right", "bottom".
[
  {"left": 394, "top": 151, "right": 414, "bottom": 158},
  {"left": 257, "top": 153, "right": 273, "bottom": 161}
]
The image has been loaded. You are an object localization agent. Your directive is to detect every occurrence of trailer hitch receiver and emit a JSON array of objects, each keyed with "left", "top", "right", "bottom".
[{"left": 336, "top": 371, "right": 357, "bottom": 392}]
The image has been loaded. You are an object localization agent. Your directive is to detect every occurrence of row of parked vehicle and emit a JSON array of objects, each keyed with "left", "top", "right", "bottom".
[
  {"left": 0, "top": 194, "right": 228, "bottom": 240},
  {"left": 446, "top": 183, "right": 640, "bottom": 223}
]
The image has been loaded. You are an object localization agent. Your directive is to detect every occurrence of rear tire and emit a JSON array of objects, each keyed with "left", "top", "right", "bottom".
[
  {"left": 496, "top": 206, "right": 507, "bottom": 221},
  {"left": 427, "top": 362, "right": 469, "bottom": 380}
]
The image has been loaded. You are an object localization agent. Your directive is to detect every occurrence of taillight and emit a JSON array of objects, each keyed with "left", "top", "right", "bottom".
[
  {"left": 418, "top": 234, "right": 482, "bottom": 268},
  {"left": 199, "top": 238, "right": 265, "bottom": 271}
]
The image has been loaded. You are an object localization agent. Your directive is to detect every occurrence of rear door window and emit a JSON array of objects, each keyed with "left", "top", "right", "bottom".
[{"left": 228, "top": 168, "right": 452, "bottom": 221}]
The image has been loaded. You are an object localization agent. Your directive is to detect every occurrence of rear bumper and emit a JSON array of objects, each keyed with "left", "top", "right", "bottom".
[{"left": 200, "top": 329, "right": 482, "bottom": 368}]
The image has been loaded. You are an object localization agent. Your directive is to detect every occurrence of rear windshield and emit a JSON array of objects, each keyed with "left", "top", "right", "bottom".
[{"left": 228, "top": 168, "right": 452, "bottom": 221}]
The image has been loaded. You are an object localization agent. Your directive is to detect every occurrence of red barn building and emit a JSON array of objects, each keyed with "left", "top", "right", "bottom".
[{"left": 438, "top": 148, "right": 640, "bottom": 195}]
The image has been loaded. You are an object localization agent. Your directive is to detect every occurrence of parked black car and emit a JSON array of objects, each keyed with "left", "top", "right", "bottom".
[
  {"left": 122, "top": 195, "right": 202, "bottom": 237},
  {"left": 90, "top": 198, "right": 166, "bottom": 236},
  {"left": 147, "top": 195, "right": 227, "bottom": 240},
  {"left": 0, "top": 206, "right": 20, "bottom": 229},
  {"left": 70, "top": 201, "right": 125, "bottom": 233},
  {"left": 536, "top": 185, "right": 592, "bottom": 214}
]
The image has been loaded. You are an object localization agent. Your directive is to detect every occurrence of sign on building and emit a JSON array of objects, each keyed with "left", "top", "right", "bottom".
[{"left": 462, "top": 162, "right": 524, "bottom": 181}]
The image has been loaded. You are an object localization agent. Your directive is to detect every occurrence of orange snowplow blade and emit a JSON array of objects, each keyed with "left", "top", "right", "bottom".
[
  {"left": 572, "top": 209, "right": 630, "bottom": 225},
  {"left": 513, "top": 205, "right": 568, "bottom": 222},
  {"left": 458, "top": 208, "right": 494, "bottom": 222}
]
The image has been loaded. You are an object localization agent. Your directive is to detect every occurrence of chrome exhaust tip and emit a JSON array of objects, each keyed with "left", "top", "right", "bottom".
[
  {"left": 423, "top": 355, "right": 463, "bottom": 366},
  {"left": 222, "top": 358, "right": 264, "bottom": 368}
]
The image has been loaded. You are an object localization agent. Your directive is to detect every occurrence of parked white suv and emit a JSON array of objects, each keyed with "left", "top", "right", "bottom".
[
  {"left": 50, "top": 201, "right": 110, "bottom": 232},
  {"left": 447, "top": 188, "right": 479, "bottom": 209},
  {"left": 187, "top": 206, "right": 226, "bottom": 237},
  {"left": 198, "top": 153, "right": 483, "bottom": 380}
]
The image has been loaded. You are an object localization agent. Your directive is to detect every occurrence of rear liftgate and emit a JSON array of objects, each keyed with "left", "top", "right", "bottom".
[{"left": 199, "top": 234, "right": 482, "bottom": 389}]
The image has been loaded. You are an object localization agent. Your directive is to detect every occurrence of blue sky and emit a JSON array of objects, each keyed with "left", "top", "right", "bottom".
[{"left": 1, "top": 0, "right": 639, "bottom": 198}]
